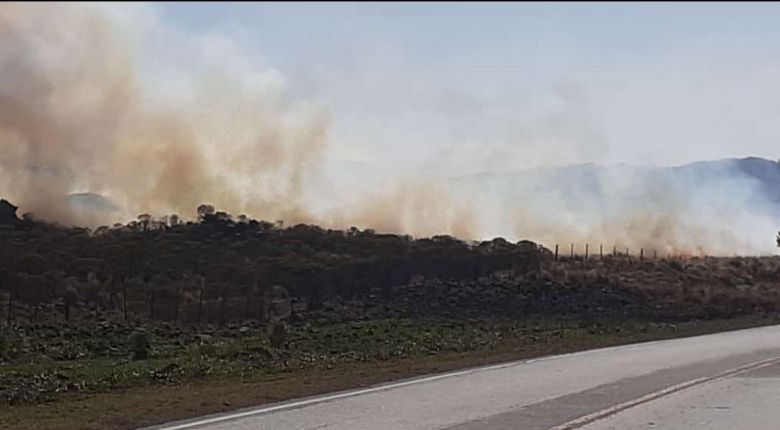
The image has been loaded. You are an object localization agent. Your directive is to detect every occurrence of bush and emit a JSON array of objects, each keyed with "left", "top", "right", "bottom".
[
  {"left": 128, "top": 329, "right": 151, "bottom": 360},
  {"left": 270, "top": 322, "right": 287, "bottom": 349}
]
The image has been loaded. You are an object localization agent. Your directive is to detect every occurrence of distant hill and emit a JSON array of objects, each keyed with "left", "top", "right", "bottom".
[
  {"left": 451, "top": 157, "right": 780, "bottom": 209},
  {"left": 669, "top": 157, "right": 780, "bottom": 205},
  {"left": 67, "top": 193, "right": 120, "bottom": 213}
]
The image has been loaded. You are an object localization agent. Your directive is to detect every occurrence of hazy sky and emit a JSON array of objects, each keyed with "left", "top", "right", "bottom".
[{"left": 140, "top": 2, "right": 780, "bottom": 174}]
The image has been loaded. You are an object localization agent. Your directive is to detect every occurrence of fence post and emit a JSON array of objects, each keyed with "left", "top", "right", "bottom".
[
  {"left": 600, "top": 244, "right": 603, "bottom": 260},
  {"left": 585, "top": 243, "right": 589, "bottom": 261},
  {"left": 554, "top": 244, "right": 559, "bottom": 261},
  {"left": 640, "top": 248, "right": 644, "bottom": 261},
  {"left": 654, "top": 250, "right": 657, "bottom": 259},
  {"left": 570, "top": 243, "right": 574, "bottom": 258},
  {"left": 613, "top": 245, "right": 617, "bottom": 257},
  {"left": 6, "top": 292, "right": 12, "bottom": 325}
]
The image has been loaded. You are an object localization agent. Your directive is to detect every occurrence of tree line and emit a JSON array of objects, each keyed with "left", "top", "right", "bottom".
[{"left": 0, "top": 202, "right": 543, "bottom": 325}]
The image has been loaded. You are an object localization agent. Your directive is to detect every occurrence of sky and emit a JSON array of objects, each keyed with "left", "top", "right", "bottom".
[{"left": 145, "top": 2, "right": 780, "bottom": 176}]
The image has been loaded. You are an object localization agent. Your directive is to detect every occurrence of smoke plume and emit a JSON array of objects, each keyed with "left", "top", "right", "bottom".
[
  {"left": 1, "top": 3, "right": 778, "bottom": 256},
  {"left": 0, "top": 3, "right": 326, "bottom": 225}
]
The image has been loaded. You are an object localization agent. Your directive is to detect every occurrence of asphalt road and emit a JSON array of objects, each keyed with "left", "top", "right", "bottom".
[
  {"left": 151, "top": 324, "right": 780, "bottom": 430},
  {"left": 578, "top": 360, "right": 780, "bottom": 430}
]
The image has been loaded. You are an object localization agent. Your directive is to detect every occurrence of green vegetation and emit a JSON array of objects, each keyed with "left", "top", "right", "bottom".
[{"left": 3, "top": 316, "right": 777, "bottom": 409}]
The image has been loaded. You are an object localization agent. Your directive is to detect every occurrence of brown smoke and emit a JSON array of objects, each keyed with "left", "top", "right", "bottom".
[
  {"left": 0, "top": 3, "right": 327, "bottom": 226},
  {"left": 0, "top": 3, "right": 481, "bottom": 240},
  {"left": 325, "top": 180, "right": 477, "bottom": 240}
]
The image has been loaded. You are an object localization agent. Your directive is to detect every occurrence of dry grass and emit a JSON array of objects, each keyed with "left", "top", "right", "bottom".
[{"left": 546, "top": 256, "right": 780, "bottom": 317}]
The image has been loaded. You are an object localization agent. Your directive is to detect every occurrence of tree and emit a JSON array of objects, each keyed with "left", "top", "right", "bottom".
[
  {"left": 168, "top": 214, "right": 180, "bottom": 227},
  {"left": 0, "top": 269, "right": 16, "bottom": 325},
  {"left": 62, "top": 285, "right": 80, "bottom": 322},
  {"left": 103, "top": 242, "right": 152, "bottom": 321},
  {"left": 197, "top": 204, "right": 215, "bottom": 220},
  {"left": 137, "top": 214, "right": 152, "bottom": 232},
  {"left": 15, "top": 254, "right": 47, "bottom": 275},
  {"left": 18, "top": 274, "right": 50, "bottom": 323}
]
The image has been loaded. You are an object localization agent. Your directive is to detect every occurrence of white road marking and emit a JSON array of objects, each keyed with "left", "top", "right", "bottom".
[
  {"left": 546, "top": 356, "right": 780, "bottom": 430},
  {"left": 155, "top": 357, "right": 533, "bottom": 430}
]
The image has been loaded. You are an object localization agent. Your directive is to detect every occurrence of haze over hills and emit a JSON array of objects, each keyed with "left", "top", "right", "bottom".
[
  {"left": 444, "top": 156, "right": 780, "bottom": 254},
  {"left": 62, "top": 156, "right": 780, "bottom": 216},
  {"left": 454, "top": 156, "right": 780, "bottom": 198},
  {"left": 5, "top": 156, "right": 773, "bottom": 256},
  {"left": 453, "top": 156, "right": 780, "bottom": 209},
  {"left": 67, "top": 193, "right": 120, "bottom": 213}
]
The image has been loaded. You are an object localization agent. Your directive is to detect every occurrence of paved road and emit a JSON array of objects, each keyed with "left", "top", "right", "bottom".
[
  {"left": 579, "top": 360, "right": 780, "bottom": 430},
  {"left": 151, "top": 325, "right": 780, "bottom": 430}
]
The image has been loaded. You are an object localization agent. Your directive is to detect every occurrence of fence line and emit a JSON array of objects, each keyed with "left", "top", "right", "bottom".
[{"left": 548, "top": 242, "right": 714, "bottom": 262}]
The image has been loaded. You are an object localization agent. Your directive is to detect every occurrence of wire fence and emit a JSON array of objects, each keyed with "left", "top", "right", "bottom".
[{"left": 546, "top": 242, "right": 750, "bottom": 263}]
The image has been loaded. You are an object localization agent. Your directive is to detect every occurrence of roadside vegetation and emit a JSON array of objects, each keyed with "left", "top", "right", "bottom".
[{"left": 1, "top": 200, "right": 779, "bottom": 429}]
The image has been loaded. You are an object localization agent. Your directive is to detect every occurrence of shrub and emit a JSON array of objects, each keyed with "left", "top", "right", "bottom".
[
  {"left": 270, "top": 322, "right": 287, "bottom": 349},
  {"left": 128, "top": 329, "right": 151, "bottom": 360}
]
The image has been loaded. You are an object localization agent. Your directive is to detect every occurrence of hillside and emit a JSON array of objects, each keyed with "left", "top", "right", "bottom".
[{"left": 453, "top": 156, "right": 780, "bottom": 205}]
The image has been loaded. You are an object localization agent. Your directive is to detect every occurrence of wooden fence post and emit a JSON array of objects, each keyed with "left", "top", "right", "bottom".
[
  {"left": 570, "top": 243, "right": 574, "bottom": 258},
  {"left": 554, "top": 244, "right": 559, "bottom": 261},
  {"left": 600, "top": 244, "right": 603, "bottom": 260},
  {"left": 6, "top": 292, "right": 13, "bottom": 325},
  {"left": 585, "top": 243, "right": 589, "bottom": 261}
]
